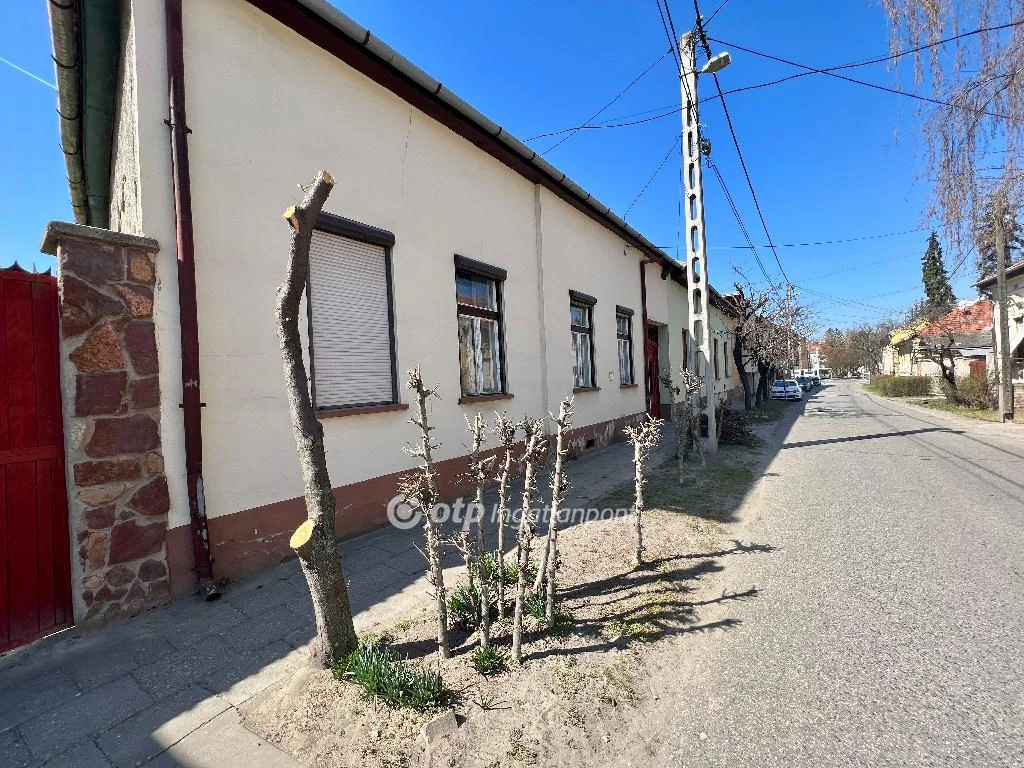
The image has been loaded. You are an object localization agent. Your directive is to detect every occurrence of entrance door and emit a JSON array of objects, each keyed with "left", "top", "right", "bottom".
[
  {"left": 645, "top": 324, "right": 660, "bottom": 417},
  {"left": 0, "top": 266, "right": 72, "bottom": 652}
]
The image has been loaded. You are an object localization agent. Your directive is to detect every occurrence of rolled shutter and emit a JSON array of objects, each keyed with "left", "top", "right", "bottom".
[{"left": 308, "top": 230, "right": 394, "bottom": 407}]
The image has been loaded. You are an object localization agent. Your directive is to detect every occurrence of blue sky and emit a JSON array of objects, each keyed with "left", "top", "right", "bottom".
[{"left": 0, "top": 1, "right": 983, "bottom": 331}]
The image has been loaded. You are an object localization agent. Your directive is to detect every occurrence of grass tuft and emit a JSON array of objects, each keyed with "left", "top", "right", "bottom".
[
  {"left": 472, "top": 644, "right": 511, "bottom": 676},
  {"left": 333, "top": 638, "right": 447, "bottom": 711}
]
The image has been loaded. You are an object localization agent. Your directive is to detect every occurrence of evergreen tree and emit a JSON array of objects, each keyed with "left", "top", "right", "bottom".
[
  {"left": 975, "top": 200, "right": 1024, "bottom": 281},
  {"left": 921, "top": 232, "right": 956, "bottom": 317}
]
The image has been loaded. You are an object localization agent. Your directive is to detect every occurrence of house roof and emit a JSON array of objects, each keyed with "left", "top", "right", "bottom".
[
  {"left": 51, "top": 0, "right": 701, "bottom": 286},
  {"left": 976, "top": 259, "right": 1024, "bottom": 290},
  {"left": 919, "top": 299, "right": 993, "bottom": 336}
]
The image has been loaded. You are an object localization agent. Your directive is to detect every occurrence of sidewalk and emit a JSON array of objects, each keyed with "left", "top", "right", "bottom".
[{"left": 0, "top": 428, "right": 672, "bottom": 768}]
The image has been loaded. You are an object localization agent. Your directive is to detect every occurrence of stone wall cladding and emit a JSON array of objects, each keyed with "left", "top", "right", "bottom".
[{"left": 46, "top": 225, "right": 168, "bottom": 624}]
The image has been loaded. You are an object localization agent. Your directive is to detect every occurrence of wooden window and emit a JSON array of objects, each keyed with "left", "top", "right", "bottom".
[
  {"left": 307, "top": 215, "right": 398, "bottom": 411},
  {"left": 681, "top": 328, "right": 689, "bottom": 372},
  {"left": 616, "top": 306, "right": 635, "bottom": 385},
  {"left": 455, "top": 256, "right": 507, "bottom": 397},
  {"left": 724, "top": 339, "right": 731, "bottom": 376},
  {"left": 714, "top": 338, "right": 720, "bottom": 379},
  {"left": 570, "top": 291, "right": 597, "bottom": 389}
]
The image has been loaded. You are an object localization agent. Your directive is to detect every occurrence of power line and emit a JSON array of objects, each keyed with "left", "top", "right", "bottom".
[
  {"left": 703, "top": 0, "right": 731, "bottom": 27},
  {"left": 624, "top": 133, "right": 682, "bottom": 217},
  {"left": 526, "top": 21, "right": 1024, "bottom": 139},
  {"left": 537, "top": 48, "right": 673, "bottom": 154},
  {"left": 708, "top": 36, "right": 1018, "bottom": 121},
  {"left": 707, "top": 156, "right": 778, "bottom": 289},
  {"left": 706, "top": 226, "right": 932, "bottom": 250},
  {"left": 694, "top": 6, "right": 791, "bottom": 286}
]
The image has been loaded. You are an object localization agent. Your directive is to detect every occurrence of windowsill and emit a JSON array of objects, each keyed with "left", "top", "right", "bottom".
[
  {"left": 619, "top": 383, "right": 639, "bottom": 389},
  {"left": 316, "top": 402, "right": 409, "bottom": 419},
  {"left": 573, "top": 386, "right": 601, "bottom": 393},
  {"left": 458, "top": 392, "right": 514, "bottom": 405}
]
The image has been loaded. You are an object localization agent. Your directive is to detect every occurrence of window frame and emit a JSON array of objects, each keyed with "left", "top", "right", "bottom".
[
  {"left": 714, "top": 337, "right": 720, "bottom": 379},
  {"left": 454, "top": 255, "right": 509, "bottom": 401},
  {"left": 570, "top": 290, "right": 598, "bottom": 390},
  {"left": 306, "top": 213, "right": 401, "bottom": 415},
  {"left": 615, "top": 305, "right": 635, "bottom": 386}
]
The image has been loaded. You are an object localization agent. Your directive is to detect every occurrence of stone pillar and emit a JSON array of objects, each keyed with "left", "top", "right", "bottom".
[{"left": 41, "top": 222, "right": 170, "bottom": 624}]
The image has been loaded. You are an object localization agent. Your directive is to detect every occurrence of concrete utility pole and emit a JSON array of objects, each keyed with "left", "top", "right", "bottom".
[
  {"left": 680, "top": 31, "right": 717, "bottom": 453},
  {"left": 994, "top": 196, "right": 1013, "bottom": 421}
]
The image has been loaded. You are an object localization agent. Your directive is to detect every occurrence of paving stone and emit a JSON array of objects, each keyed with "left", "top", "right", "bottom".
[
  {"left": 0, "top": 728, "right": 35, "bottom": 768},
  {"left": 41, "top": 740, "right": 112, "bottom": 768},
  {"left": 19, "top": 677, "right": 152, "bottom": 762},
  {"left": 95, "top": 685, "right": 231, "bottom": 768},
  {"left": 157, "top": 602, "right": 247, "bottom": 650},
  {"left": 384, "top": 546, "right": 429, "bottom": 577},
  {"left": 346, "top": 562, "right": 406, "bottom": 597},
  {"left": 0, "top": 667, "right": 80, "bottom": 731},
  {"left": 364, "top": 531, "right": 420, "bottom": 554},
  {"left": 217, "top": 603, "right": 305, "bottom": 655},
  {"left": 200, "top": 640, "right": 302, "bottom": 707},
  {"left": 66, "top": 642, "right": 139, "bottom": 690},
  {"left": 222, "top": 579, "right": 295, "bottom": 618},
  {"left": 152, "top": 709, "right": 300, "bottom": 767},
  {"left": 131, "top": 634, "right": 233, "bottom": 701}
]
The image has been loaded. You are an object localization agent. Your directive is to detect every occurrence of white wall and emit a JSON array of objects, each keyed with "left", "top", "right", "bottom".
[{"left": 126, "top": 0, "right": 650, "bottom": 524}]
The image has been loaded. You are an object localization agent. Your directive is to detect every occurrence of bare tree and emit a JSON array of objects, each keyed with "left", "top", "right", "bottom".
[
  {"left": 536, "top": 397, "right": 573, "bottom": 627},
  {"left": 659, "top": 373, "right": 688, "bottom": 484},
  {"left": 511, "top": 417, "right": 547, "bottom": 662},
  {"left": 459, "top": 413, "right": 494, "bottom": 648},
  {"left": 623, "top": 415, "right": 663, "bottom": 566},
  {"left": 276, "top": 171, "right": 358, "bottom": 667},
  {"left": 492, "top": 412, "right": 517, "bottom": 621},
  {"left": 400, "top": 368, "right": 450, "bottom": 659},
  {"left": 881, "top": 1, "right": 1023, "bottom": 414}
]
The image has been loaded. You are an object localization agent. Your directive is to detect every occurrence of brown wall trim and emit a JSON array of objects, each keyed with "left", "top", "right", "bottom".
[
  {"left": 454, "top": 254, "right": 507, "bottom": 281},
  {"left": 458, "top": 393, "right": 514, "bottom": 405},
  {"left": 615, "top": 305, "right": 635, "bottom": 316},
  {"left": 569, "top": 289, "right": 597, "bottom": 306},
  {"left": 315, "top": 212, "right": 396, "bottom": 247},
  {"left": 316, "top": 402, "right": 409, "bottom": 419},
  {"left": 573, "top": 386, "right": 601, "bottom": 393},
  {"left": 167, "top": 410, "right": 644, "bottom": 589}
]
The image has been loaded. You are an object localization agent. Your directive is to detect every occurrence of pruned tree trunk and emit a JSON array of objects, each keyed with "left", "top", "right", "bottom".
[
  {"left": 492, "top": 413, "right": 517, "bottom": 622},
  {"left": 543, "top": 398, "right": 573, "bottom": 627},
  {"left": 401, "top": 368, "right": 450, "bottom": 659},
  {"left": 465, "top": 413, "right": 493, "bottom": 648},
  {"left": 512, "top": 418, "right": 547, "bottom": 662},
  {"left": 735, "top": 334, "right": 754, "bottom": 410},
  {"left": 624, "top": 415, "right": 663, "bottom": 566},
  {"left": 660, "top": 373, "right": 688, "bottom": 484},
  {"left": 276, "top": 170, "right": 357, "bottom": 668}
]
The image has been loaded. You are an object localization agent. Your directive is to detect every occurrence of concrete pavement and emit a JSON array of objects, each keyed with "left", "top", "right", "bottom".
[
  {"left": 661, "top": 380, "right": 1024, "bottom": 767},
  {"left": 0, "top": 428, "right": 671, "bottom": 768}
]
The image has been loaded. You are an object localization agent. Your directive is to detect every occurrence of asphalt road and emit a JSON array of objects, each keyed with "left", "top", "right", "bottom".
[{"left": 662, "top": 379, "right": 1024, "bottom": 767}]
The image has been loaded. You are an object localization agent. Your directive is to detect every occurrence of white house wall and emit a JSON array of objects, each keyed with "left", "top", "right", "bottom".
[{"left": 122, "top": 0, "right": 663, "bottom": 586}]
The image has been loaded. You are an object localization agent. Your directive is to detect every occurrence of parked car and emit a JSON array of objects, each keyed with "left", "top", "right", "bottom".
[
  {"left": 796, "top": 376, "right": 813, "bottom": 392},
  {"left": 770, "top": 379, "right": 803, "bottom": 401},
  {"left": 810, "top": 375, "right": 821, "bottom": 387}
]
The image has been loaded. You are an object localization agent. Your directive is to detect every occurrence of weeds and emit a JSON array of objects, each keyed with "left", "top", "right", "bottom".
[
  {"left": 472, "top": 644, "right": 511, "bottom": 676},
  {"left": 333, "top": 639, "right": 447, "bottom": 711}
]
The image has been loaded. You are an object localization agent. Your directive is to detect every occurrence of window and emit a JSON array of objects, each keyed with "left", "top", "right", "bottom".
[
  {"left": 682, "top": 329, "right": 689, "bottom": 372},
  {"left": 724, "top": 340, "right": 731, "bottom": 376},
  {"left": 307, "top": 214, "right": 398, "bottom": 410},
  {"left": 455, "top": 256, "right": 507, "bottom": 397},
  {"left": 616, "top": 306, "right": 635, "bottom": 385},
  {"left": 714, "top": 338, "right": 720, "bottom": 379},
  {"left": 570, "top": 290, "right": 597, "bottom": 389}
]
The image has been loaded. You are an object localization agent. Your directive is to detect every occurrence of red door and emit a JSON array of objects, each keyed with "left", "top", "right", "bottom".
[
  {"left": 969, "top": 359, "right": 986, "bottom": 375},
  {"left": 0, "top": 267, "right": 72, "bottom": 652},
  {"left": 645, "top": 324, "right": 660, "bottom": 417}
]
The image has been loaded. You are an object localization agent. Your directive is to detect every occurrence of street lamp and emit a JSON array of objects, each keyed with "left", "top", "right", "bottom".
[{"left": 700, "top": 51, "right": 731, "bottom": 75}]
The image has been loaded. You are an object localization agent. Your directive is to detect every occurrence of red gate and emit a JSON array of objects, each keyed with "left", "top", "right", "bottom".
[{"left": 1, "top": 266, "right": 72, "bottom": 652}]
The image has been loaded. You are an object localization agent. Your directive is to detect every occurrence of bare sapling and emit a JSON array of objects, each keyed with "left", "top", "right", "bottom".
[
  {"left": 276, "top": 170, "right": 358, "bottom": 667},
  {"left": 623, "top": 414, "right": 664, "bottom": 566},
  {"left": 543, "top": 397, "right": 573, "bottom": 627},
  {"left": 679, "top": 367, "right": 706, "bottom": 469},
  {"left": 400, "top": 367, "right": 450, "bottom": 659},
  {"left": 660, "top": 373, "right": 688, "bottom": 484},
  {"left": 532, "top": 397, "right": 572, "bottom": 596},
  {"left": 492, "top": 412, "right": 517, "bottom": 621},
  {"left": 511, "top": 417, "right": 548, "bottom": 662},
  {"left": 465, "top": 412, "right": 495, "bottom": 647}
]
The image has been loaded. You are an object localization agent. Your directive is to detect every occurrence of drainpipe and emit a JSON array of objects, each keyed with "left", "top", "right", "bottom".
[
  {"left": 639, "top": 257, "right": 657, "bottom": 413},
  {"left": 165, "top": 0, "right": 218, "bottom": 599}
]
